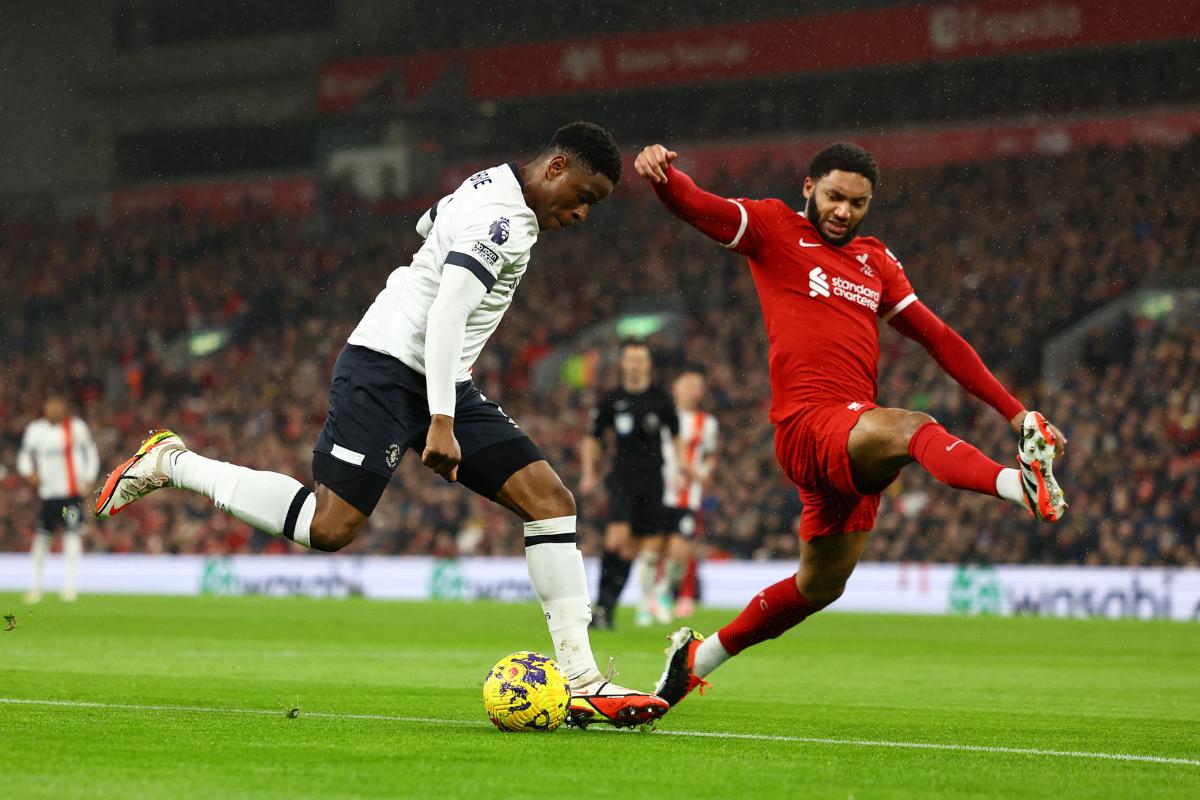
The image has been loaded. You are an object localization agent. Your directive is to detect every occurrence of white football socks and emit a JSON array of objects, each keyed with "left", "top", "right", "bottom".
[
  {"left": 637, "top": 549, "right": 660, "bottom": 611},
  {"left": 29, "top": 532, "right": 50, "bottom": 596},
  {"left": 523, "top": 515, "right": 602, "bottom": 688},
  {"left": 169, "top": 450, "right": 315, "bottom": 547},
  {"left": 995, "top": 467, "right": 1024, "bottom": 507},
  {"left": 658, "top": 558, "right": 685, "bottom": 599},
  {"left": 693, "top": 632, "right": 732, "bottom": 678},
  {"left": 62, "top": 530, "right": 81, "bottom": 599}
]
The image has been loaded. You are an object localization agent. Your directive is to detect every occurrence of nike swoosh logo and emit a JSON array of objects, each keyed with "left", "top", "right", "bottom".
[
  {"left": 798, "top": 239, "right": 822, "bottom": 248},
  {"left": 945, "top": 440, "right": 963, "bottom": 453}
]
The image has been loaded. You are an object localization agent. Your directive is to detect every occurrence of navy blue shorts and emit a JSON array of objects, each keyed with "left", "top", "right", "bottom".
[
  {"left": 313, "top": 345, "right": 544, "bottom": 515},
  {"left": 39, "top": 497, "right": 83, "bottom": 534},
  {"left": 606, "top": 473, "right": 675, "bottom": 537}
]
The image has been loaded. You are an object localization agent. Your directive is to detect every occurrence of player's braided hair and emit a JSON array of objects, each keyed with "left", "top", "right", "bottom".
[
  {"left": 809, "top": 142, "right": 879, "bottom": 187},
  {"left": 548, "top": 122, "right": 622, "bottom": 184}
]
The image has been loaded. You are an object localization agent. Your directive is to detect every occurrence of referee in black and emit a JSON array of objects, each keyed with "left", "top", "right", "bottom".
[{"left": 581, "top": 340, "right": 679, "bottom": 629}]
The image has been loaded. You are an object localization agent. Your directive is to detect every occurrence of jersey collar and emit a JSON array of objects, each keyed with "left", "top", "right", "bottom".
[{"left": 507, "top": 162, "right": 525, "bottom": 189}]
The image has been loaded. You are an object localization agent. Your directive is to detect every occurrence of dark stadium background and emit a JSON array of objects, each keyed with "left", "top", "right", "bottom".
[{"left": 1, "top": 0, "right": 1196, "bottom": 568}]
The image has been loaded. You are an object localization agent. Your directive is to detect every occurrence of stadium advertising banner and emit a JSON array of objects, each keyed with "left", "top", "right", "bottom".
[
  {"left": 467, "top": 0, "right": 1200, "bottom": 100},
  {"left": 2, "top": 555, "right": 1198, "bottom": 622},
  {"left": 316, "top": 0, "right": 1200, "bottom": 111}
]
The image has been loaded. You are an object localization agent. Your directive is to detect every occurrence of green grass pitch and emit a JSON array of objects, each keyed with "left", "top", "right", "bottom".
[{"left": 3, "top": 593, "right": 1198, "bottom": 799}]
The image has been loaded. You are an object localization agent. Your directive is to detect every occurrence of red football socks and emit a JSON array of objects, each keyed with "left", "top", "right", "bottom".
[
  {"left": 908, "top": 421, "right": 1003, "bottom": 497},
  {"left": 717, "top": 575, "right": 818, "bottom": 656}
]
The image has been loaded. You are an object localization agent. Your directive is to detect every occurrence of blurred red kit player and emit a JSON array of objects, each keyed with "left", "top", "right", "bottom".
[{"left": 635, "top": 142, "right": 1070, "bottom": 708}]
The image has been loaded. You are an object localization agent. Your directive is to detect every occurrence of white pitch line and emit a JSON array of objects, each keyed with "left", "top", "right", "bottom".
[{"left": 2, "top": 697, "right": 1197, "bottom": 768}]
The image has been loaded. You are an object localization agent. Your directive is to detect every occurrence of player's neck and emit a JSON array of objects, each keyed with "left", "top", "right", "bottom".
[{"left": 623, "top": 380, "right": 650, "bottom": 394}]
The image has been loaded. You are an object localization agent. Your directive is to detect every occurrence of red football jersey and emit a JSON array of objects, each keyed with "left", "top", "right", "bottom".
[{"left": 726, "top": 198, "right": 916, "bottom": 424}]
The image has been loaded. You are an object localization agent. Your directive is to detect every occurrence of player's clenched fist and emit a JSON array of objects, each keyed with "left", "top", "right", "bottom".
[{"left": 634, "top": 145, "right": 678, "bottom": 184}]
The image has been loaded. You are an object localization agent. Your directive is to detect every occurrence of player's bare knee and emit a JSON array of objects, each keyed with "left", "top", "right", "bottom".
[{"left": 308, "top": 514, "right": 358, "bottom": 552}]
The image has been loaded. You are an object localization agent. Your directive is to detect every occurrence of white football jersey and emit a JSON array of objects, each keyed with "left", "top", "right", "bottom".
[
  {"left": 662, "top": 409, "right": 718, "bottom": 510},
  {"left": 348, "top": 162, "right": 539, "bottom": 381},
  {"left": 17, "top": 417, "right": 101, "bottom": 500}
]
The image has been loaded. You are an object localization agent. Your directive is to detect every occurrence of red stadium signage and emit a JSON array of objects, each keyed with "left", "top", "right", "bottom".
[
  {"left": 670, "top": 108, "right": 1200, "bottom": 183},
  {"left": 465, "top": 0, "right": 1198, "bottom": 100},
  {"left": 110, "top": 176, "right": 317, "bottom": 222},
  {"left": 436, "top": 108, "right": 1200, "bottom": 193},
  {"left": 317, "top": 0, "right": 1198, "bottom": 110}
]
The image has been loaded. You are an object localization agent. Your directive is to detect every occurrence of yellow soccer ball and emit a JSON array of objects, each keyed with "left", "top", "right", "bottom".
[{"left": 483, "top": 651, "right": 571, "bottom": 732}]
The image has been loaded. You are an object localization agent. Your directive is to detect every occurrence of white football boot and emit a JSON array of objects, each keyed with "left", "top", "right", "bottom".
[
  {"left": 94, "top": 430, "right": 187, "bottom": 518},
  {"left": 1017, "top": 411, "right": 1067, "bottom": 523}
]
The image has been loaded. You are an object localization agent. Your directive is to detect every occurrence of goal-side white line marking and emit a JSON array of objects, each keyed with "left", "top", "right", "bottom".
[{"left": 3, "top": 697, "right": 1197, "bottom": 768}]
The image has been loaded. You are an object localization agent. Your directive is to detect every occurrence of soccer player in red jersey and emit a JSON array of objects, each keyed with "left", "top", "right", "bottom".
[{"left": 635, "top": 142, "right": 1069, "bottom": 707}]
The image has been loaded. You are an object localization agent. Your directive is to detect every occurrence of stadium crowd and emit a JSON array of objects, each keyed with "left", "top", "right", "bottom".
[{"left": 1, "top": 138, "right": 1197, "bottom": 567}]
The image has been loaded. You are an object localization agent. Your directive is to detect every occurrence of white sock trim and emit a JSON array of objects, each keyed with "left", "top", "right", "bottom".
[
  {"left": 523, "top": 515, "right": 577, "bottom": 536},
  {"left": 996, "top": 467, "right": 1024, "bottom": 507},
  {"left": 693, "top": 632, "right": 733, "bottom": 679}
]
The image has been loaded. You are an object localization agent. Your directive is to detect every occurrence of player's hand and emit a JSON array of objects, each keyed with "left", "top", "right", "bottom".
[
  {"left": 422, "top": 415, "right": 461, "bottom": 481},
  {"left": 28, "top": 474, "right": 40, "bottom": 489},
  {"left": 579, "top": 473, "right": 599, "bottom": 496},
  {"left": 634, "top": 145, "right": 678, "bottom": 184},
  {"left": 1011, "top": 410, "right": 1067, "bottom": 460}
]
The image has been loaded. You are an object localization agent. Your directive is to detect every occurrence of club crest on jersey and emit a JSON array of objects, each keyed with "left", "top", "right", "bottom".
[
  {"left": 385, "top": 444, "right": 400, "bottom": 469},
  {"left": 489, "top": 217, "right": 510, "bottom": 245},
  {"left": 856, "top": 252, "right": 875, "bottom": 277}
]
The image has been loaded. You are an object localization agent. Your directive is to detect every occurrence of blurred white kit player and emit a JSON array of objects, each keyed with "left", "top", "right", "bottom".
[
  {"left": 17, "top": 396, "right": 100, "bottom": 603},
  {"left": 655, "top": 372, "right": 718, "bottom": 620}
]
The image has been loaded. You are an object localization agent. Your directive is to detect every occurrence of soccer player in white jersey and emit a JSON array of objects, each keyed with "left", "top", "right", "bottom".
[
  {"left": 658, "top": 371, "right": 718, "bottom": 620},
  {"left": 17, "top": 394, "right": 100, "bottom": 603},
  {"left": 94, "top": 123, "right": 669, "bottom": 727}
]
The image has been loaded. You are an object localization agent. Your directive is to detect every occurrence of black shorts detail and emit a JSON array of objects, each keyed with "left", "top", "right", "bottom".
[
  {"left": 313, "top": 344, "right": 540, "bottom": 512},
  {"left": 457, "top": 436, "right": 545, "bottom": 500},
  {"left": 669, "top": 508, "right": 701, "bottom": 539},
  {"left": 39, "top": 497, "right": 83, "bottom": 533},
  {"left": 606, "top": 475, "right": 674, "bottom": 537},
  {"left": 312, "top": 452, "right": 390, "bottom": 517}
]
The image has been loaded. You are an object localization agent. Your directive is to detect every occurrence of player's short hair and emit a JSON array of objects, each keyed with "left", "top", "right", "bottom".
[
  {"left": 809, "top": 143, "right": 879, "bottom": 188},
  {"left": 620, "top": 339, "right": 651, "bottom": 356},
  {"left": 548, "top": 122, "right": 622, "bottom": 185}
]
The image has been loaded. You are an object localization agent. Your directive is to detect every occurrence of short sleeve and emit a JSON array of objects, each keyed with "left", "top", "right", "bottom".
[
  {"left": 725, "top": 198, "right": 788, "bottom": 257},
  {"left": 703, "top": 416, "right": 719, "bottom": 451},
  {"left": 591, "top": 394, "right": 615, "bottom": 438},
  {"left": 445, "top": 202, "right": 536, "bottom": 292},
  {"left": 876, "top": 245, "right": 918, "bottom": 321}
]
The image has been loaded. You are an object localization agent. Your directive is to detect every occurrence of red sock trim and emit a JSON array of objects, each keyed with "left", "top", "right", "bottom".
[{"left": 718, "top": 575, "right": 818, "bottom": 656}]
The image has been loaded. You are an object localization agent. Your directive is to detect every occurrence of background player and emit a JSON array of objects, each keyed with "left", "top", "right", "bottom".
[
  {"left": 93, "top": 123, "right": 668, "bottom": 728},
  {"left": 580, "top": 340, "right": 680, "bottom": 629},
  {"left": 17, "top": 394, "right": 100, "bottom": 603},
  {"left": 633, "top": 141, "right": 1068, "bottom": 706},
  {"left": 659, "top": 370, "right": 718, "bottom": 620}
]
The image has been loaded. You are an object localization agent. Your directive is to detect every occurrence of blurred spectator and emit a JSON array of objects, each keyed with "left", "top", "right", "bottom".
[{"left": 0, "top": 139, "right": 1196, "bottom": 566}]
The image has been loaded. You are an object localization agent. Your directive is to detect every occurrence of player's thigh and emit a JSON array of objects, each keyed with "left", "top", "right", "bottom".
[
  {"left": 639, "top": 533, "right": 666, "bottom": 552},
  {"left": 310, "top": 453, "right": 383, "bottom": 550},
  {"left": 796, "top": 529, "right": 871, "bottom": 606},
  {"left": 667, "top": 534, "right": 695, "bottom": 562},
  {"left": 846, "top": 406, "right": 934, "bottom": 486}
]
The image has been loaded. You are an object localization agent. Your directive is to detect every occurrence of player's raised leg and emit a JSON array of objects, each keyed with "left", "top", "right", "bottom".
[
  {"left": 93, "top": 428, "right": 369, "bottom": 551},
  {"left": 657, "top": 531, "right": 868, "bottom": 706},
  {"left": 847, "top": 406, "right": 1066, "bottom": 522},
  {"left": 486, "top": 458, "right": 669, "bottom": 727}
]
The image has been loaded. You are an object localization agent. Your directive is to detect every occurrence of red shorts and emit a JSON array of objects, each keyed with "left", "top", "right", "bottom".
[{"left": 774, "top": 401, "right": 898, "bottom": 542}]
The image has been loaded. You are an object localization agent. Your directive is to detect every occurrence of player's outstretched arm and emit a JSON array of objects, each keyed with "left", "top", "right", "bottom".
[
  {"left": 635, "top": 145, "right": 745, "bottom": 246},
  {"left": 889, "top": 300, "right": 1066, "bottom": 455}
]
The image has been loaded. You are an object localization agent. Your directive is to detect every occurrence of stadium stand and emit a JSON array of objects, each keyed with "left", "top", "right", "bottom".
[{"left": 1, "top": 137, "right": 1196, "bottom": 565}]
